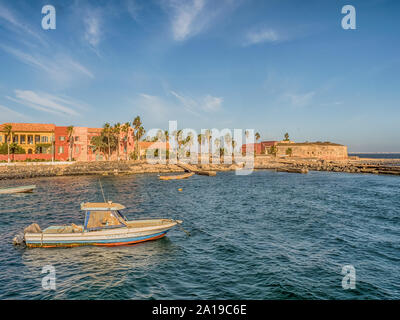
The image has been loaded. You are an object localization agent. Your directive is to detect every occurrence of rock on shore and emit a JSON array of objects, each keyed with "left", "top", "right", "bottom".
[{"left": 0, "top": 157, "right": 399, "bottom": 180}]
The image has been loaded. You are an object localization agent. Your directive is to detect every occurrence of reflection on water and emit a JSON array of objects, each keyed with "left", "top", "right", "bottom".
[
  {"left": 20, "top": 238, "right": 179, "bottom": 299},
  {"left": 0, "top": 172, "right": 399, "bottom": 299}
]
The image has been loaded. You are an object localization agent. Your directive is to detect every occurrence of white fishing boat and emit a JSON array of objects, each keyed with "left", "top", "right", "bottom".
[
  {"left": 23, "top": 201, "right": 182, "bottom": 248},
  {"left": 0, "top": 185, "right": 36, "bottom": 194}
]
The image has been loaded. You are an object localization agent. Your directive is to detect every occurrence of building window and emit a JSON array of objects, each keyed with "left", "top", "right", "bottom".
[
  {"left": 28, "top": 149, "right": 33, "bottom": 154},
  {"left": 20, "top": 135, "right": 26, "bottom": 144},
  {"left": 27, "top": 135, "right": 33, "bottom": 144},
  {"left": 75, "top": 136, "right": 79, "bottom": 142},
  {"left": 35, "top": 135, "right": 40, "bottom": 143},
  {"left": 0, "top": 135, "right": 2, "bottom": 143},
  {"left": 75, "top": 146, "right": 80, "bottom": 153},
  {"left": 59, "top": 136, "right": 65, "bottom": 141},
  {"left": 58, "top": 146, "right": 64, "bottom": 154},
  {"left": 41, "top": 136, "right": 48, "bottom": 143},
  {"left": 13, "top": 135, "right": 19, "bottom": 143}
]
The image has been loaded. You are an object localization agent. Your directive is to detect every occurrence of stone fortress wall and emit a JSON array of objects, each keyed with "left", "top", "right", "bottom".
[{"left": 276, "top": 142, "right": 348, "bottom": 160}]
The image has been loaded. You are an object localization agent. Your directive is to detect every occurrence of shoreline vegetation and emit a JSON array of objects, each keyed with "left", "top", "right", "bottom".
[{"left": 0, "top": 156, "right": 399, "bottom": 181}]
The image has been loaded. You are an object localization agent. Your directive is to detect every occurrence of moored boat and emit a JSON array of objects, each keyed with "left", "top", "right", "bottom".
[
  {"left": 23, "top": 201, "right": 182, "bottom": 247},
  {"left": 159, "top": 172, "right": 194, "bottom": 180},
  {"left": 0, "top": 185, "right": 36, "bottom": 194}
]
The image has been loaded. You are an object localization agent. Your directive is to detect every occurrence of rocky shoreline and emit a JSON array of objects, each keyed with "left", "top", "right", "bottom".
[
  {"left": 254, "top": 157, "right": 400, "bottom": 175},
  {"left": 0, "top": 157, "right": 400, "bottom": 180}
]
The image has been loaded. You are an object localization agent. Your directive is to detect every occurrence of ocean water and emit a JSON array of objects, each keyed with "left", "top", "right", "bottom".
[
  {"left": 0, "top": 170, "right": 399, "bottom": 300},
  {"left": 349, "top": 153, "right": 400, "bottom": 160}
]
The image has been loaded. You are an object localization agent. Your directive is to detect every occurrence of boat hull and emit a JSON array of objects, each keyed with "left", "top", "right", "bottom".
[
  {"left": 24, "top": 219, "right": 180, "bottom": 248},
  {"left": 0, "top": 185, "right": 36, "bottom": 194}
]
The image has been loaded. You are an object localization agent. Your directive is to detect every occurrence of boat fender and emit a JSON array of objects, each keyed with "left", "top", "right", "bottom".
[{"left": 12, "top": 233, "right": 25, "bottom": 246}]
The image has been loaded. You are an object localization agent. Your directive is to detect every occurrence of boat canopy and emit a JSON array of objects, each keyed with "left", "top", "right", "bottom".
[{"left": 80, "top": 202, "right": 126, "bottom": 211}]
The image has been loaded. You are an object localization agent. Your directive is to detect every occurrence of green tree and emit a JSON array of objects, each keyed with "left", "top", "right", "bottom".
[
  {"left": 132, "top": 116, "right": 145, "bottom": 160},
  {"left": 121, "top": 122, "right": 130, "bottom": 160},
  {"left": 3, "top": 124, "right": 12, "bottom": 163},
  {"left": 286, "top": 148, "right": 293, "bottom": 157},
  {"left": 205, "top": 129, "right": 212, "bottom": 156},
  {"left": 284, "top": 132, "right": 290, "bottom": 141},
  {"left": 103, "top": 123, "right": 112, "bottom": 160},
  {"left": 255, "top": 132, "right": 260, "bottom": 142},
  {"left": 91, "top": 130, "right": 117, "bottom": 160},
  {"left": 113, "top": 122, "right": 121, "bottom": 161},
  {"left": 0, "top": 142, "right": 25, "bottom": 155},
  {"left": 269, "top": 145, "right": 278, "bottom": 157},
  {"left": 67, "top": 126, "right": 74, "bottom": 161}
]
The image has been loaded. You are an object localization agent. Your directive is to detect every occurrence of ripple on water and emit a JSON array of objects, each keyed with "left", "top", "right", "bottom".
[{"left": 0, "top": 171, "right": 399, "bottom": 299}]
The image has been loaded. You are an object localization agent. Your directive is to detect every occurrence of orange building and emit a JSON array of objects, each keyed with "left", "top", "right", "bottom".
[{"left": 0, "top": 123, "right": 55, "bottom": 161}]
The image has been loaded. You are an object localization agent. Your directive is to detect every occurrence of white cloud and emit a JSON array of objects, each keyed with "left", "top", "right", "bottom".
[
  {"left": 203, "top": 95, "right": 223, "bottom": 112},
  {"left": 7, "top": 90, "right": 84, "bottom": 117},
  {"left": 168, "top": 0, "right": 205, "bottom": 41},
  {"left": 125, "top": 0, "right": 141, "bottom": 21},
  {"left": 0, "top": 46, "right": 94, "bottom": 82},
  {"left": 0, "top": 3, "right": 45, "bottom": 44},
  {"left": 244, "top": 28, "right": 279, "bottom": 46},
  {"left": 84, "top": 11, "right": 102, "bottom": 48},
  {"left": 164, "top": 0, "right": 238, "bottom": 41},
  {"left": 285, "top": 91, "right": 315, "bottom": 107},
  {"left": 170, "top": 91, "right": 222, "bottom": 113},
  {"left": 0, "top": 104, "right": 26, "bottom": 121}
]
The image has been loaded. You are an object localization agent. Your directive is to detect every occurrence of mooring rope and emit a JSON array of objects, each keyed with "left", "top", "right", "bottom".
[
  {"left": 98, "top": 178, "right": 106, "bottom": 202},
  {"left": 175, "top": 221, "right": 191, "bottom": 237}
]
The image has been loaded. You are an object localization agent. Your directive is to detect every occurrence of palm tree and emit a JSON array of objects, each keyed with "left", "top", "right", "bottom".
[
  {"left": 113, "top": 123, "right": 121, "bottom": 161},
  {"left": 90, "top": 134, "right": 108, "bottom": 159},
  {"left": 4, "top": 124, "right": 12, "bottom": 163},
  {"left": 224, "top": 133, "right": 232, "bottom": 154},
  {"left": 231, "top": 140, "right": 237, "bottom": 161},
  {"left": 132, "top": 116, "right": 145, "bottom": 160},
  {"left": 121, "top": 122, "right": 130, "bottom": 160},
  {"left": 197, "top": 133, "right": 204, "bottom": 154},
  {"left": 103, "top": 123, "right": 112, "bottom": 160},
  {"left": 173, "top": 129, "right": 183, "bottom": 160},
  {"left": 205, "top": 129, "right": 212, "bottom": 157},
  {"left": 255, "top": 132, "right": 260, "bottom": 142},
  {"left": 164, "top": 130, "right": 169, "bottom": 142},
  {"left": 269, "top": 145, "right": 278, "bottom": 157},
  {"left": 185, "top": 132, "right": 194, "bottom": 158},
  {"left": 284, "top": 132, "right": 290, "bottom": 141},
  {"left": 67, "top": 126, "right": 74, "bottom": 161},
  {"left": 214, "top": 138, "right": 221, "bottom": 157}
]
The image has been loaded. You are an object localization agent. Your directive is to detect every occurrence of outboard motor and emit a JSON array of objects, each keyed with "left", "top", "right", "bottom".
[{"left": 13, "top": 223, "right": 42, "bottom": 246}]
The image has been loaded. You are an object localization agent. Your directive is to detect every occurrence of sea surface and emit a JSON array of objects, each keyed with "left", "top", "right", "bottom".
[
  {"left": 349, "top": 153, "right": 400, "bottom": 160},
  {"left": 0, "top": 171, "right": 399, "bottom": 299}
]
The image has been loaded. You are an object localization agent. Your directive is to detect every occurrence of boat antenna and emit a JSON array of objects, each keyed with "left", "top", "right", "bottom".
[{"left": 98, "top": 178, "right": 106, "bottom": 202}]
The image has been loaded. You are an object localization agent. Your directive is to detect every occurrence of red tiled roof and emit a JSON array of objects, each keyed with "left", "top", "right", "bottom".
[{"left": 0, "top": 123, "right": 55, "bottom": 132}]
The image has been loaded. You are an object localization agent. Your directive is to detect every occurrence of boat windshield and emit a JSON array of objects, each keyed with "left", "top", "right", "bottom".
[{"left": 84, "top": 210, "right": 126, "bottom": 231}]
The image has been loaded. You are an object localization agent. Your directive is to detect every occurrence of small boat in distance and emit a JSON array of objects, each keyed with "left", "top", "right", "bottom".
[
  {"left": 23, "top": 201, "right": 182, "bottom": 248},
  {"left": 159, "top": 172, "right": 194, "bottom": 180},
  {"left": 0, "top": 185, "right": 36, "bottom": 194}
]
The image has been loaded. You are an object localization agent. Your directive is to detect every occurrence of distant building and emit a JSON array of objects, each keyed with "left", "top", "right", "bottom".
[
  {"left": 54, "top": 126, "right": 69, "bottom": 161},
  {"left": 0, "top": 123, "right": 55, "bottom": 161},
  {"left": 241, "top": 141, "right": 278, "bottom": 155},
  {"left": 138, "top": 141, "right": 170, "bottom": 158},
  {"left": 275, "top": 142, "right": 348, "bottom": 160},
  {"left": 0, "top": 122, "right": 136, "bottom": 162}
]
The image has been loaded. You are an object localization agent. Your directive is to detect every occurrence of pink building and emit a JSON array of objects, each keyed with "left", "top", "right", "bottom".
[{"left": 70, "top": 127, "right": 136, "bottom": 161}]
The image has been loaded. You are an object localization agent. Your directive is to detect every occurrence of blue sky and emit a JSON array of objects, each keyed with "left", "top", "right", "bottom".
[{"left": 0, "top": 0, "right": 399, "bottom": 152}]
